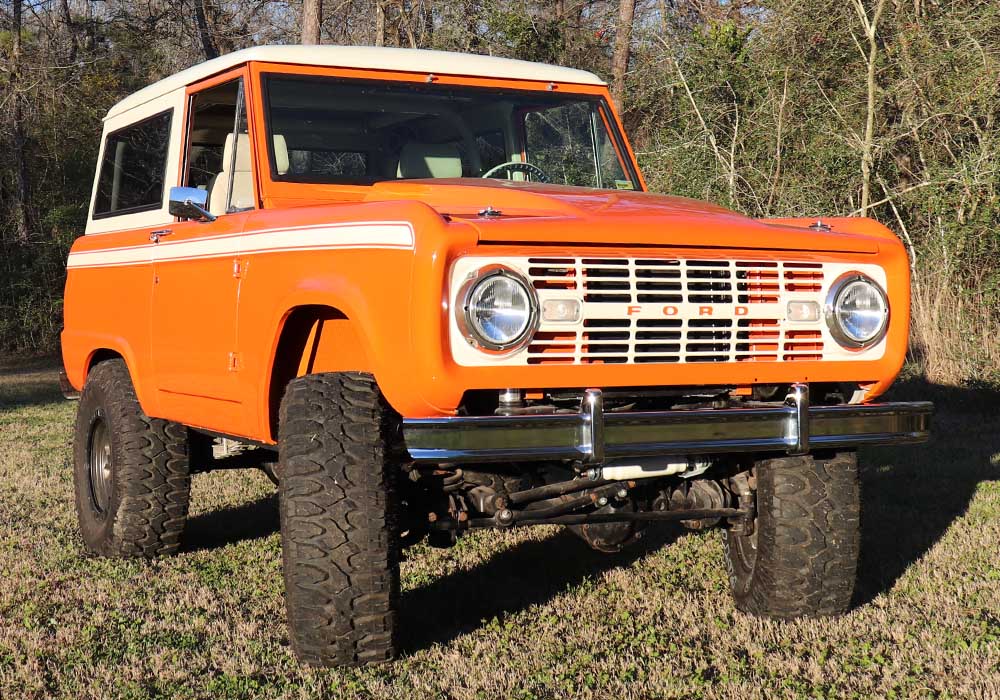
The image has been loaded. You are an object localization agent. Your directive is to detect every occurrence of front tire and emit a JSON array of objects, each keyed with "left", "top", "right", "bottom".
[
  {"left": 723, "top": 451, "right": 860, "bottom": 618},
  {"left": 278, "top": 372, "right": 401, "bottom": 667},
  {"left": 72, "top": 359, "right": 191, "bottom": 558}
]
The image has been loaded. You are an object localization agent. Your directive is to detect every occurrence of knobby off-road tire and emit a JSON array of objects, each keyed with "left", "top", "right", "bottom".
[
  {"left": 723, "top": 451, "right": 860, "bottom": 618},
  {"left": 278, "top": 372, "right": 401, "bottom": 667},
  {"left": 72, "top": 359, "right": 191, "bottom": 558}
]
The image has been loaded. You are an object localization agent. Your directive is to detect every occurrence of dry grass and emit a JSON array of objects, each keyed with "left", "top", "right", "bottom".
[
  {"left": 0, "top": 361, "right": 998, "bottom": 699},
  {"left": 910, "top": 264, "right": 1000, "bottom": 387}
]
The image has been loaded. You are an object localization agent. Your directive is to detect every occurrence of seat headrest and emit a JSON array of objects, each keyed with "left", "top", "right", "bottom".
[
  {"left": 272, "top": 134, "right": 289, "bottom": 175},
  {"left": 220, "top": 133, "right": 289, "bottom": 175},
  {"left": 397, "top": 142, "right": 462, "bottom": 179},
  {"left": 221, "top": 133, "right": 252, "bottom": 173}
]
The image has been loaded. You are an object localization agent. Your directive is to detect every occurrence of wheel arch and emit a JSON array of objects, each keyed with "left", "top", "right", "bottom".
[
  {"left": 87, "top": 348, "right": 126, "bottom": 372},
  {"left": 264, "top": 304, "right": 374, "bottom": 442},
  {"left": 73, "top": 340, "right": 158, "bottom": 417}
]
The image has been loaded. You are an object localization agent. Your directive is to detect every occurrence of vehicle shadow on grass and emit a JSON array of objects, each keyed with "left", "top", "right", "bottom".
[
  {"left": 854, "top": 377, "right": 1000, "bottom": 606},
  {"left": 182, "top": 493, "right": 279, "bottom": 552},
  {"left": 178, "top": 376, "right": 1000, "bottom": 649},
  {"left": 399, "top": 525, "right": 682, "bottom": 653},
  {"left": 398, "top": 377, "right": 1000, "bottom": 648}
]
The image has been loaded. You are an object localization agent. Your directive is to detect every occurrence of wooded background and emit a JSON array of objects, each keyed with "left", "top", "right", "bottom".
[{"left": 1, "top": 0, "right": 997, "bottom": 385}]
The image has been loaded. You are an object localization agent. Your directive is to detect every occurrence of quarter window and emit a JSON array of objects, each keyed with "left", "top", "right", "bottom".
[{"left": 93, "top": 110, "right": 172, "bottom": 218}]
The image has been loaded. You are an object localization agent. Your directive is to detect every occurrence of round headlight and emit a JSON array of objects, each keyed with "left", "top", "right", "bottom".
[
  {"left": 825, "top": 273, "right": 889, "bottom": 349},
  {"left": 459, "top": 267, "right": 538, "bottom": 352}
]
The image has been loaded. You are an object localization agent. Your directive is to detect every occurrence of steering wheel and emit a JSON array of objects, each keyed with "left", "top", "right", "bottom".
[{"left": 481, "top": 161, "right": 551, "bottom": 184}]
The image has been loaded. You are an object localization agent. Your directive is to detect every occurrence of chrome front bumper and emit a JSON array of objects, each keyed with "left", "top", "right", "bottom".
[{"left": 402, "top": 385, "right": 932, "bottom": 464}]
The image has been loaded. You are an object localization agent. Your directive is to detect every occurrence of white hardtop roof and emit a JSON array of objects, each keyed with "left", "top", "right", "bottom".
[{"left": 106, "top": 44, "right": 606, "bottom": 120}]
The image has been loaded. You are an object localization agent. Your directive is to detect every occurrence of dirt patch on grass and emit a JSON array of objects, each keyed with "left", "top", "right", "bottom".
[{"left": 0, "top": 364, "right": 997, "bottom": 699}]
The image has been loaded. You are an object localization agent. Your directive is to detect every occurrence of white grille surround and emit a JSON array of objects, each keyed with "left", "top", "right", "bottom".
[{"left": 448, "top": 255, "right": 889, "bottom": 367}]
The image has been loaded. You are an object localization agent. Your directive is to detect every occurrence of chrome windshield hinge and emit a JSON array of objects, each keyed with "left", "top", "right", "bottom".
[{"left": 785, "top": 383, "right": 810, "bottom": 455}]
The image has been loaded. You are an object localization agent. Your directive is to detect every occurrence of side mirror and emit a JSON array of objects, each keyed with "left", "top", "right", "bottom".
[{"left": 168, "top": 186, "right": 216, "bottom": 222}]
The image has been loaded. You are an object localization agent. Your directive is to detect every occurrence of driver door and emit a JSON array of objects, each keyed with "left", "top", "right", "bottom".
[{"left": 151, "top": 69, "right": 256, "bottom": 433}]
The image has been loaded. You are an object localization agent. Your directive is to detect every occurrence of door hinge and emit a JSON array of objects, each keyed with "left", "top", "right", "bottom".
[
  {"left": 232, "top": 258, "right": 242, "bottom": 279},
  {"left": 228, "top": 352, "right": 241, "bottom": 372}
]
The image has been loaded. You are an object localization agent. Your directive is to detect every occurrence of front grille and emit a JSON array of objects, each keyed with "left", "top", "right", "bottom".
[{"left": 525, "top": 257, "right": 828, "bottom": 365}]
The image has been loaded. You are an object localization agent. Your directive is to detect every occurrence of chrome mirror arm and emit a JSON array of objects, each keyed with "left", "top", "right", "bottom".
[{"left": 185, "top": 198, "right": 217, "bottom": 223}]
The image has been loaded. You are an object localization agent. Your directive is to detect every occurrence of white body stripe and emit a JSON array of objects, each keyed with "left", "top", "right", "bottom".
[{"left": 67, "top": 222, "right": 415, "bottom": 269}]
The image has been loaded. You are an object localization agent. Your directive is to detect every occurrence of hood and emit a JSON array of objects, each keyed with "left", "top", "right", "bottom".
[{"left": 365, "top": 179, "right": 879, "bottom": 254}]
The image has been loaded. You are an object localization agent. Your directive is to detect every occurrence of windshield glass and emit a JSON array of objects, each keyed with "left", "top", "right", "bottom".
[{"left": 263, "top": 74, "right": 637, "bottom": 191}]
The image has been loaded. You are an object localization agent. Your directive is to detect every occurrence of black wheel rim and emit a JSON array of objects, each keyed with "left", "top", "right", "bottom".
[
  {"left": 88, "top": 414, "right": 113, "bottom": 513},
  {"left": 736, "top": 520, "right": 758, "bottom": 571}
]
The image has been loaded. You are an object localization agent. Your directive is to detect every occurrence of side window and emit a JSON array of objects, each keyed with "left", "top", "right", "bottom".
[
  {"left": 523, "top": 104, "right": 632, "bottom": 189},
  {"left": 184, "top": 78, "right": 253, "bottom": 216},
  {"left": 93, "top": 110, "right": 172, "bottom": 218},
  {"left": 593, "top": 109, "right": 630, "bottom": 190}
]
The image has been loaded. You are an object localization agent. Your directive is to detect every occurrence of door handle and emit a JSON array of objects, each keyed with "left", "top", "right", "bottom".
[{"left": 150, "top": 229, "right": 173, "bottom": 243}]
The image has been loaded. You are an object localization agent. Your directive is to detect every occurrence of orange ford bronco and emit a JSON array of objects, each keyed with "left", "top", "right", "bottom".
[{"left": 61, "top": 45, "right": 932, "bottom": 666}]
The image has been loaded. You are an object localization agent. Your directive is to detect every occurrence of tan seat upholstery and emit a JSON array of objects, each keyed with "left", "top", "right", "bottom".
[
  {"left": 397, "top": 142, "right": 462, "bottom": 179},
  {"left": 207, "top": 134, "right": 289, "bottom": 214},
  {"left": 209, "top": 133, "right": 254, "bottom": 215}
]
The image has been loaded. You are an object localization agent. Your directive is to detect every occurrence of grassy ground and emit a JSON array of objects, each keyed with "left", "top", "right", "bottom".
[{"left": 0, "top": 360, "right": 998, "bottom": 699}]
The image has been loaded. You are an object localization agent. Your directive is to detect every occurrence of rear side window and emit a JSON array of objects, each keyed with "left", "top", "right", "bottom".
[{"left": 93, "top": 110, "right": 172, "bottom": 218}]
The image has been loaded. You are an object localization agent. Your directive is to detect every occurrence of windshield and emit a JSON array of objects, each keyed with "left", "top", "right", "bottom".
[{"left": 263, "top": 74, "right": 638, "bottom": 191}]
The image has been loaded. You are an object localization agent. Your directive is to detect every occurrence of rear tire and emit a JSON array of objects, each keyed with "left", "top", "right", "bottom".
[
  {"left": 278, "top": 372, "right": 401, "bottom": 667},
  {"left": 72, "top": 359, "right": 191, "bottom": 558},
  {"left": 723, "top": 451, "right": 860, "bottom": 618}
]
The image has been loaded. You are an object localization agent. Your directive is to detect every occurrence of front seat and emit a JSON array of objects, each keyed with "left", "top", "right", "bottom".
[
  {"left": 207, "top": 134, "right": 290, "bottom": 215},
  {"left": 209, "top": 133, "right": 253, "bottom": 215},
  {"left": 396, "top": 142, "right": 462, "bottom": 179}
]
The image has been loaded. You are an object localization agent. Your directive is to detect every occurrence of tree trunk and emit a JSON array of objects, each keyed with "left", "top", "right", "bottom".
[
  {"left": 397, "top": 0, "right": 417, "bottom": 49},
  {"left": 193, "top": 0, "right": 220, "bottom": 60},
  {"left": 10, "top": 0, "right": 30, "bottom": 242},
  {"left": 59, "top": 0, "right": 80, "bottom": 63},
  {"left": 853, "top": 0, "right": 887, "bottom": 216},
  {"left": 374, "top": 1, "right": 386, "bottom": 46},
  {"left": 611, "top": 0, "right": 636, "bottom": 113},
  {"left": 301, "top": 0, "right": 322, "bottom": 44}
]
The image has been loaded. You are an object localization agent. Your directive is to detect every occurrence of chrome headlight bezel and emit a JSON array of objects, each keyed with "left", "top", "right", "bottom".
[
  {"left": 456, "top": 265, "right": 539, "bottom": 354},
  {"left": 824, "top": 272, "right": 890, "bottom": 350}
]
